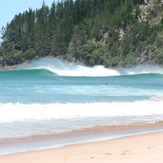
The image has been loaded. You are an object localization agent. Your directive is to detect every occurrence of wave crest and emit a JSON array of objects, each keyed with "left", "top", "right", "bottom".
[{"left": 17, "top": 57, "right": 163, "bottom": 77}]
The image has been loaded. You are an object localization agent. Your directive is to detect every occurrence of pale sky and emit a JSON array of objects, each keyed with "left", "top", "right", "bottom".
[{"left": 0, "top": 0, "right": 56, "bottom": 42}]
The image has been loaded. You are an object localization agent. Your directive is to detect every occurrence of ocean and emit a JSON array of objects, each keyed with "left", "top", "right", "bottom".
[{"left": 0, "top": 57, "right": 163, "bottom": 140}]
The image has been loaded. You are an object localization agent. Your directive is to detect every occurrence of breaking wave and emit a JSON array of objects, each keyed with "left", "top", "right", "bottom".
[
  {"left": 0, "top": 99, "right": 163, "bottom": 123},
  {"left": 16, "top": 57, "right": 163, "bottom": 77}
]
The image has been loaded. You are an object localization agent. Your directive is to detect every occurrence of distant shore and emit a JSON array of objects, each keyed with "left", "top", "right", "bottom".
[
  {"left": 0, "top": 65, "right": 16, "bottom": 70},
  {"left": 0, "top": 122, "right": 163, "bottom": 163}
]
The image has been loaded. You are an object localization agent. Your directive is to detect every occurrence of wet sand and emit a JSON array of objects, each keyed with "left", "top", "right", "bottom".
[
  {"left": 1, "top": 121, "right": 163, "bottom": 147},
  {"left": 0, "top": 122, "right": 163, "bottom": 163}
]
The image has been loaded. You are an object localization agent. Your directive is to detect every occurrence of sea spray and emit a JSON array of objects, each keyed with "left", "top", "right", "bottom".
[
  {"left": 17, "top": 57, "right": 120, "bottom": 76},
  {"left": 17, "top": 57, "right": 163, "bottom": 76},
  {"left": 120, "top": 64, "right": 163, "bottom": 75}
]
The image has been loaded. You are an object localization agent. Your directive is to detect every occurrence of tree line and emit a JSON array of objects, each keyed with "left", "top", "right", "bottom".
[{"left": 0, "top": 0, "right": 163, "bottom": 67}]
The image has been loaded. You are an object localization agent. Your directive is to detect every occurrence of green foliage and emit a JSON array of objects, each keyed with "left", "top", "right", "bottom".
[
  {"left": 89, "top": 46, "right": 107, "bottom": 65},
  {"left": 0, "top": 0, "right": 163, "bottom": 68}
]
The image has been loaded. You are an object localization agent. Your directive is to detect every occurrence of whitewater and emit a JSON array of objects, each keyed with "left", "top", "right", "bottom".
[{"left": 0, "top": 57, "right": 163, "bottom": 139}]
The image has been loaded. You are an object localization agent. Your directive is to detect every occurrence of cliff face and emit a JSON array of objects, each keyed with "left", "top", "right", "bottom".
[
  {"left": 144, "top": 0, "right": 155, "bottom": 5},
  {"left": 0, "top": 0, "right": 163, "bottom": 68},
  {"left": 144, "top": 0, "right": 163, "bottom": 6},
  {"left": 139, "top": 0, "right": 162, "bottom": 21}
]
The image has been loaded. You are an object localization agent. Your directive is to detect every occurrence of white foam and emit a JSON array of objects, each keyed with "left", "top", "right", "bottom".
[
  {"left": 49, "top": 65, "right": 120, "bottom": 77},
  {"left": 17, "top": 57, "right": 163, "bottom": 77},
  {"left": 0, "top": 100, "right": 163, "bottom": 123},
  {"left": 18, "top": 57, "right": 120, "bottom": 77}
]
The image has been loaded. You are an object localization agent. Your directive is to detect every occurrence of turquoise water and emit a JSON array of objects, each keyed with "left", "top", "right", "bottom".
[
  {"left": 0, "top": 69, "right": 163, "bottom": 104},
  {"left": 0, "top": 57, "right": 163, "bottom": 139}
]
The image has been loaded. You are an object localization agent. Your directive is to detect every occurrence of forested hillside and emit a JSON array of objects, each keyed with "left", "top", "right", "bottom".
[{"left": 0, "top": 0, "right": 163, "bottom": 68}]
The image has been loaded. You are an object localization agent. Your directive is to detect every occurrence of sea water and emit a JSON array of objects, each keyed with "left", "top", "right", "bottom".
[{"left": 0, "top": 57, "right": 163, "bottom": 139}]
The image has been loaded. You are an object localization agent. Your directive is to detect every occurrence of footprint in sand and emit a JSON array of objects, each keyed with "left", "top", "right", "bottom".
[{"left": 121, "top": 150, "right": 132, "bottom": 155}]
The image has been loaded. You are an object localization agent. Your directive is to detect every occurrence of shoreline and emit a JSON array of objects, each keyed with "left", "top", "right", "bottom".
[
  {"left": 0, "top": 62, "right": 163, "bottom": 71},
  {"left": 0, "top": 125, "right": 163, "bottom": 163},
  {"left": 0, "top": 121, "right": 163, "bottom": 156},
  {"left": 0, "top": 65, "right": 16, "bottom": 70}
]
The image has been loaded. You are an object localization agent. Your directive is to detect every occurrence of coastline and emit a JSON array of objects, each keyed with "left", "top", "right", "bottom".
[
  {"left": 0, "top": 126, "right": 163, "bottom": 163},
  {"left": 0, "top": 121, "right": 163, "bottom": 159},
  {"left": 0, "top": 65, "right": 16, "bottom": 70}
]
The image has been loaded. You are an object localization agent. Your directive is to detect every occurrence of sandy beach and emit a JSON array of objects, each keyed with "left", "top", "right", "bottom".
[{"left": 0, "top": 122, "right": 163, "bottom": 163}]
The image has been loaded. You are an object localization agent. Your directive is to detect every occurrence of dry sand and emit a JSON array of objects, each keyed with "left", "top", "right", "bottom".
[{"left": 0, "top": 125, "right": 163, "bottom": 163}]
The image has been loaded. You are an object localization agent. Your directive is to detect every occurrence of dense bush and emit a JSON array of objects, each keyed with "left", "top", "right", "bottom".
[{"left": 0, "top": 0, "right": 163, "bottom": 68}]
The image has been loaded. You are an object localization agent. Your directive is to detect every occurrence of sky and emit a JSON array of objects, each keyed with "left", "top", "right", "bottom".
[{"left": 0, "top": 0, "right": 56, "bottom": 42}]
